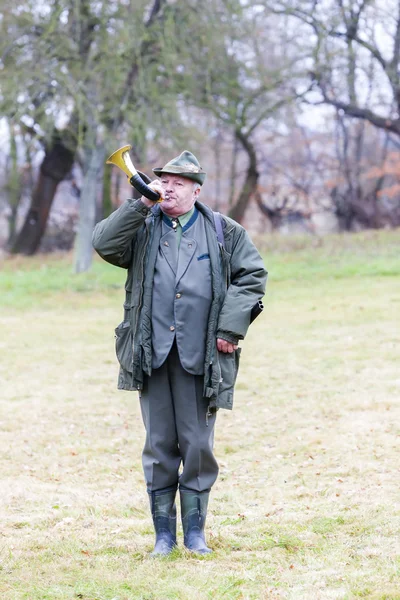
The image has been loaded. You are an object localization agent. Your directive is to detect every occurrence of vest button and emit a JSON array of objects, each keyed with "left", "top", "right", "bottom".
[
  {"left": 170, "top": 325, "right": 175, "bottom": 331},
  {"left": 175, "top": 293, "right": 181, "bottom": 299}
]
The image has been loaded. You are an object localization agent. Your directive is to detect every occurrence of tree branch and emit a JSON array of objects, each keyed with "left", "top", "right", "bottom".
[
  {"left": 330, "top": 29, "right": 387, "bottom": 72},
  {"left": 391, "top": 1, "right": 400, "bottom": 69},
  {"left": 324, "top": 96, "right": 400, "bottom": 136}
]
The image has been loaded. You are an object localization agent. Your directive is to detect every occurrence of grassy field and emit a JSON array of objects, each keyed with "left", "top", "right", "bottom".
[{"left": 1, "top": 230, "right": 400, "bottom": 600}]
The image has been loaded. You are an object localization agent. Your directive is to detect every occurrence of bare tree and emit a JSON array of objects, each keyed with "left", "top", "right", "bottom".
[
  {"left": 331, "top": 116, "right": 397, "bottom": 229},
  {"left": 178, "top": 2, "right": 309, "bottom": 222},
  {"left": 267, "top": 0, "right": 400, "bottom": 138}
]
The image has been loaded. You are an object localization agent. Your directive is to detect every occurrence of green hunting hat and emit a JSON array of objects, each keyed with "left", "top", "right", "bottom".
[{"left": 153, "top": 150, "right": 206, "bottom": 185}]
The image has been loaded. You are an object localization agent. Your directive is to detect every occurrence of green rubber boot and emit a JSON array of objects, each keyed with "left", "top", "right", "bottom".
[
  {"left": 149, "top": 487, "right": 177, "bottom": 556},
  {"left": 180, "top": 489, "right": 212, "bottom": 554}
]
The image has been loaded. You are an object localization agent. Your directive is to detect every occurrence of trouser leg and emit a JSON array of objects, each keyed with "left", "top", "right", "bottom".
[{"left": 139, "top": 361, "right": 181, "bottom": 492}]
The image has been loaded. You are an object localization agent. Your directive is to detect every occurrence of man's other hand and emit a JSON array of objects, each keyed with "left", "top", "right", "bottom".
[{"left": 217, "top": 338, "right": 238, "bottom": 353}]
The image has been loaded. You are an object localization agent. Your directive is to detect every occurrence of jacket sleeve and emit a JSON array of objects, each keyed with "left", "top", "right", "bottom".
[
  {"left": 92, "top": 199, "right": 151, "bottom": 268},
  {"left": 217, "top": 226, "right": 267, "bottom": 340}
]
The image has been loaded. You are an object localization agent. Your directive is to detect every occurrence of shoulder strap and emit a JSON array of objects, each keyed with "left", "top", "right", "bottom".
[{"left": 212, "top": 211, "right": 225, "bottom": 248}]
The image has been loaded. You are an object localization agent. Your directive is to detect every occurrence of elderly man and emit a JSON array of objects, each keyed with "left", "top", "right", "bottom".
[{"left": 92, "top": 150, "right": 267, "bottom": 556}]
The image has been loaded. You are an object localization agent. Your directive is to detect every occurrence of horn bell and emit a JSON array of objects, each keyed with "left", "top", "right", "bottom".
[
  {"left": 106, "top": 144, "right": 161, "bottom": 203},
  {"left": 106, "top": 145, "right": 138, "bottom": 178}
]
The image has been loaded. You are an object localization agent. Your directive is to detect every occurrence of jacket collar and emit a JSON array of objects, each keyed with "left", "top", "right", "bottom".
[
  {"left": 162, "top": 206, "right": 198, "bottom": 232},
  {"left": 151, "top": 200, "right": 215, "bottom": 227}
]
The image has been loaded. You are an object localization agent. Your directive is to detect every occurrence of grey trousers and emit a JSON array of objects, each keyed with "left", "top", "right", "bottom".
[{"left": 139, "top": 343, "right": 219, "bottom": 493}]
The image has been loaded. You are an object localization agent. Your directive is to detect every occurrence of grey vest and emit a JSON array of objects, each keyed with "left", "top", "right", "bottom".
[{"left": 151, "top": 209, "right": 212, "bottom": 374}]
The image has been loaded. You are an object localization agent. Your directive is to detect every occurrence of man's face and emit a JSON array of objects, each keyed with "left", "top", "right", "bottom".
[{"left": 159, "top": 174, "right": 200, "bottom": 217}]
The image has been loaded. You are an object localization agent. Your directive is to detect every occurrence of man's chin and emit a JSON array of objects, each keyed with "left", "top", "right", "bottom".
[{"left": 161, "top": 203, "right": 178, "bottom": 216}]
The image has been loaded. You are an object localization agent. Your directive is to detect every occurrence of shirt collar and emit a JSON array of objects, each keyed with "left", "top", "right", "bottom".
[
  {"left": 162, "top": 206, "right": 196, "bottom": 230},
  {"left": 177, "top": 206, "right": 195, "bottom": 228}
]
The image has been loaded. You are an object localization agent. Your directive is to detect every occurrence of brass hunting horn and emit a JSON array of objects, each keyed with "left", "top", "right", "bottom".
[{"left": 106, "top": 145, "right": 161, "bottom": 202}]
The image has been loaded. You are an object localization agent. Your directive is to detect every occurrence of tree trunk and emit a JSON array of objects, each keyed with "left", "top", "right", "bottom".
[
  {"left": 102, "top": 163, "right": 113, "bottom": 219},
  {"left": 228, "top": 130, "right": 259, "bottom": 223},
  {"left": 74, "top": 143, "right": 105, "bottom": 273},
  {"left": 214, "top": 120, "right": 222, "bottom": 211},
  {"left": 254, "top": 189, "right": 282, "bottom": 229},
  {"left": 10, "top": 137, "right": 75, "bottom": 255},
  {"left": 228, "top": 132, "right": 239, "bottom": 208},
  {"left": 6, "top": 125, "right": 22, "bottom": 247}
]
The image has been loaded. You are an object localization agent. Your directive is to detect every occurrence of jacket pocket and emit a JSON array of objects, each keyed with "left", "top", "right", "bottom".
[
  {"left": 217, "top": 347, "right": 241, "bottom": 410},
  {"left": 115, "top": 320, "right": 133, "bottom": 373}
]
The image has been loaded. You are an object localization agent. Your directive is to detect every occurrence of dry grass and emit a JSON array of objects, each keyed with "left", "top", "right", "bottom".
[{"left": 1, "top": 230, "right": 400, "bottom": 599}]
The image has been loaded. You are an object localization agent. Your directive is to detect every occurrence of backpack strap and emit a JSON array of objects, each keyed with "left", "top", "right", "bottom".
[{"left": 212, "top": 211, "right": 225, "bottom": 248}]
